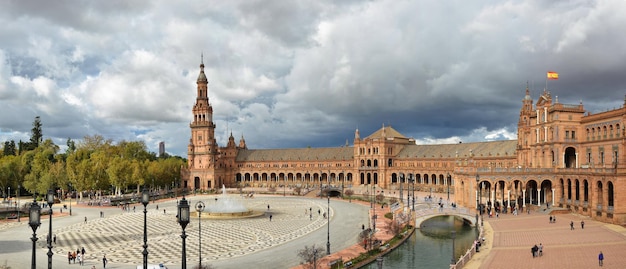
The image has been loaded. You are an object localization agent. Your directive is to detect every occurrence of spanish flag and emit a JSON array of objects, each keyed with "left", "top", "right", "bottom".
[{"left": 547, "top": 71, "right": 559, "bottom": 80}]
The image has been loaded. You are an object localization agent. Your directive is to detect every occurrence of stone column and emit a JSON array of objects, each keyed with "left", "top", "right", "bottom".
[
  {"left": 522, "top": 190, "right": 526, "bottom": 208},
  {"left": 507, "top": 190, "right": 511, "bottom": 212},
  {"left": 552, "top": 188, "right": 555, "bottom": 206},
  {"left": 537, "top": 188, "right": 541, "bottom": 206}
]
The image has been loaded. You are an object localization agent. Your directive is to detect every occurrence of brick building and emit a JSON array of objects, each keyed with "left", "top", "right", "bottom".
[{"left": 181, "top": 62, "right": 626, "bottom": 225}]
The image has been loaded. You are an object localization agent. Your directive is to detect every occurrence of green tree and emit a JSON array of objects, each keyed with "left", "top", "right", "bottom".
[
  {"left": 29, "top": 116, "right": 43, "bottom": 150},
  {"left": 22, "top": 139, "right": 59, "bottom": 194},
  {"left": 66, "top": 138, "right": 76, "bottom": 153},
  {"left": 3, "top": 140, "right": 16, "bottom": 156}
]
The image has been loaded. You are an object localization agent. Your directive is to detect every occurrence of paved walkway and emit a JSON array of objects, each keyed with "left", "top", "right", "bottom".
[
  {"left": 0, "top": 194, "right": 369, "bottom": 269},
  {"left": 464, "top": 209, "right": 626, "bottom": 269}
]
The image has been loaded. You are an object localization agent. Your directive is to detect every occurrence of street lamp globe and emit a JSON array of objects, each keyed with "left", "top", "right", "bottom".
[
  {"left": 178, "top": 197, "right": 190, "bottom": 227},
  {"left": 28, "top": 200, "right": 41, "bottom": 230},
  {"left": 178, "top": 197, "right": 190, "bottom": 269},
  {"left": 29, "top": 197, "right": 41, "bottom": 269},
  {"left": 46, "top": 190, "right": 54, "bottom": 206},
  {"left": 141, "top": 188, "right": 150, "bottom": 207}
]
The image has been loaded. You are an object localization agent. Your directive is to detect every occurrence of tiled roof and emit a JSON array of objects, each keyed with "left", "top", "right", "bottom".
[
  {"left": 396, "top": 140, "right": 517, "bottom": 158},
  {"left": 365, "top": 125, "right": 406, "bottom": 139},
  {"left": 235, "top": 140, "right": 517, "bottom": 162},
  {"left": 236, "top": 147, "right": 354, "bottom": 162}
]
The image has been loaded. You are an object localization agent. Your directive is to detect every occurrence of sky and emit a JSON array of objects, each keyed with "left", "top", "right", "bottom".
[{"left": 1, "top": 0, "right": 625, "bottom": 157}]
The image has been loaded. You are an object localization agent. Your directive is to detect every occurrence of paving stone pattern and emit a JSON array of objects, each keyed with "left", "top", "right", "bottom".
[{"left": 45, "top": 197, "right": 330, "bottom": 266}]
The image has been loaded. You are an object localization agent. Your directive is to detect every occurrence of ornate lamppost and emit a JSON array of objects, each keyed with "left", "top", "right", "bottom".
[
  {"left": 447, "top": 173, "right": 451, "bottom": 201},
  {"left": 68, "top": 183, "right": 72, "bottom": 216},
  {"left": 29, "top": 196, "right": 41, "bottom": 269},
  {"left": 195, "top": 201, "right": 205, "bottom": 268},
  {"left": 141, "top": 188, "right": 150, "bottom": 269},
  {"left": 326, "top": 190, "right": 331, "bottom": 255},
  {"left": 46, "top": 189, "right": 54, "bottom": 269},
  {"left": 177, "top": 197, "right": 190, "bottom": 269},
  {"left": 476, "top": 174, "right": 480, "bottom": 227},
  {"left": 17, "top": 184, "right": 21, "bottom": 222}
]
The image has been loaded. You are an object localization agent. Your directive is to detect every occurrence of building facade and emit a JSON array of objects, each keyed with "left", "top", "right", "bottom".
[{"left": 181, "top": 63, "right": 626, "bottom": 225}]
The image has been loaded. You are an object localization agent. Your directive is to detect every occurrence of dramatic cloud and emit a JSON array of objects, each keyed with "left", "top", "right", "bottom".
[{"left": 1, "top": 0, "right": 625, "bottom": 156}]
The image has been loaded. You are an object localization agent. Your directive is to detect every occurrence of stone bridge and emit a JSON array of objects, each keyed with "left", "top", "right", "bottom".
[{"left": 413, "top": 207, "right": 478, "bottom": 228}]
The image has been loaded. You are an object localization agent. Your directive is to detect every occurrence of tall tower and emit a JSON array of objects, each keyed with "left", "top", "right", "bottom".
[
  {"left": 186, "top": 58, "right": 219, "bottom": 189},
  {"left": 517, "top": 85, "right": 534, "bottom": 167}
]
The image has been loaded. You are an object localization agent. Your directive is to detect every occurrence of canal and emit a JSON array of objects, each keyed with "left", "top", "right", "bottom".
[{"left": 362, "top": 215, "right": 479, "bottom": 269}]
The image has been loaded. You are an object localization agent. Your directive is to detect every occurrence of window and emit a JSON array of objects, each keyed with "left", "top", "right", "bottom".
[
  {"left": 600, "top": 152, "right": 605, "bottom": 164},
  {"left": 571, "top": 131, "right": 576, "bottom": 139}
]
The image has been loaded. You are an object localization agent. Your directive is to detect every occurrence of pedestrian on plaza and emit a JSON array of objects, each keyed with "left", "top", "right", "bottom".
[
  {"left": 164, "top": 209, "right": 166, "bottom": 214},
  {"left": 267, "top": 204, "right": 270, "bottom": 211},
  {"left": 599, "top": 251, "right": 604, "bottom": 266},
  {"left": 549, "top": 216, "right": 553, "bottom": 223},
  {"left": 81, "top": 246, "right": 86, "bottom": 256},
  {"left": 103, "top": 254, "right": 108, "bottom": 268},
  {"left": 553, "top": 216, "right": 556, "bottom": 223},
  {"left": 67, "top": 252, "right": 72, "bottom": 264},
  {"left": 84, "top": 216, "right": 87, "bottom": 223},
  {"left": 156, "top": 205, "right": 159, "bottom": 210},
  {"left": 531, "top": 244, "right": 538, "bottom": 258},
  {"left": 133, "top": 205, "right": 136, "bottom": 212},
  {"left": 309, "top": 213, "right": 312, "bottom": 220},
  {"left": 570, "top": 221, "right": 575, "bottom": 230},
  {"left": 538, "top": 243, "right": 543, "bottom": 256},
  {"left": 77, "top": 252, "right": 83, "bottom": 265},
  {"left": 318, "top": 209, "right": 321, "bottom": 215},
  {"left": 53, "top": 234, "right": 56, "bottom": 244},
  {"left": 581, "top": 220, "right": 585, "bottom": 229},
  {"left": 269, "top": 214, "right": 273, "bottom": 221},
  {"left": 72, "top": 251, "right": 77, "bottom": 263}
]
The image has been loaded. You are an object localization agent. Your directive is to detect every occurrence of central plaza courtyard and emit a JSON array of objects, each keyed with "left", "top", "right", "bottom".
[{"left": 0, "top": 194, "right": 370, "bottom": 269}]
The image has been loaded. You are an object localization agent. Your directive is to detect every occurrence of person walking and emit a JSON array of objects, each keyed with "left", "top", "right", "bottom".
[
  {"left": 570, "top": 221, "right": 574, "bottom": 230},
  {"left": 269, "top": 214, "right": 273, "bottom": 221},
  {"left": 599, "top": 251, "right": 604, "bottom": 266},
  {"left": 581, "top": 220, "right": 585, "bottom": 229},
  {"left": 53, "top": 234, "right": 56, "bottom": 244},
  {"left": 102, "top": 254, "right": 108, "bottom": 268},
  {"left": 538, "top": 243, "right": 543, "bottom": 256}
]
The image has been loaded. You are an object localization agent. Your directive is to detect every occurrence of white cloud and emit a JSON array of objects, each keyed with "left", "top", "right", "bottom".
[{"left": 0, "top": 0, "right": 625, "bottom": 156}]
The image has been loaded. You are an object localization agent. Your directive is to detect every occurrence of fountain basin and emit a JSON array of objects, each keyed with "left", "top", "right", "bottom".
[{"left": 193, "top": 210, "right": 265, "bottom": 219}]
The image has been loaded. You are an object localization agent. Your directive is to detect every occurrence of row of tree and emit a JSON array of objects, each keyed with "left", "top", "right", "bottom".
[{"left": 1, "top": 117, "right": 185, "bottom": 200}]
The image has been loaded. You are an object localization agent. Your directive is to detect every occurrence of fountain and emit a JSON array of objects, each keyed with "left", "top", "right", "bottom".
[{"left": 198, "top": 185, "right": 262, "bottom": 219}]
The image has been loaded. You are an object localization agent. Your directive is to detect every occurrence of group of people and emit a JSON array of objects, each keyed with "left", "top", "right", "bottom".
[
  {"left": 531, "top": 243, "right": 543, "bottom": 258},
  {"left": 67, "top": 247, "right": 87, "bottom": 265},
  {"left": 570, "top": 220, "right": 585, "bottom": 230}
]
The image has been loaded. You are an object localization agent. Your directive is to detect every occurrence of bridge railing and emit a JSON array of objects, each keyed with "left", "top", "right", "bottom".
[
  {"left": 450, "top": 225, "right": 484, "bottom": 269},
  {"left": 414, "top": 207, "right": 471, "bottom": 217}
]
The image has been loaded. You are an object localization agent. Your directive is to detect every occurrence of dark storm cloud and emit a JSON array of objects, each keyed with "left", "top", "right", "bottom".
[{"left": 1, "top": 0, "right": 625, "bottom": 156}]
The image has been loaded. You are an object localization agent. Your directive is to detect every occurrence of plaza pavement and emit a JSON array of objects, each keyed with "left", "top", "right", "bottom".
[
  {"left": 464, "top": 207, "right": 626, "bottom": 269},
  {"left": 0, "top": 194, "right": 369, "bottom": 269},
  {"left": 5, "top": 189, "right": 626, "bottom": 269}
]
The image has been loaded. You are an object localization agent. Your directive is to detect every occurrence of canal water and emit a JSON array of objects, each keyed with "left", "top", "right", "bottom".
[{"left": 363, "top": 215, "right": 479, "bottom": 269}]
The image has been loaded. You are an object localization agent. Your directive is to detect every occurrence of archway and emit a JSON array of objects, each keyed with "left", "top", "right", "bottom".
[
  {"left": 525, "top": 180, "right": 539, "bottom": 205},
  {"left": 564, "top": 147, "right": 577, "bottom": 168},
  {"left": 540, "top": 179, "right": 553, "bottom": 205}
]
